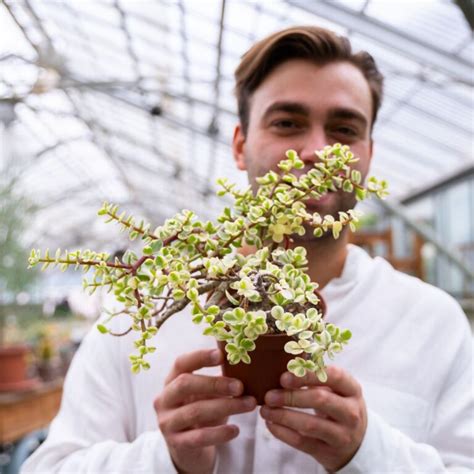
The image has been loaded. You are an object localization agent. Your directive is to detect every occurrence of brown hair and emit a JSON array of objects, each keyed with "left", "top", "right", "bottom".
[{"left": 235, "top": 26, "right": 384, "bottom": 135}]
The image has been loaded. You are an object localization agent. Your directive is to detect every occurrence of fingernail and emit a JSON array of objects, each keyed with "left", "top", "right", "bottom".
[
  {"left": 229, "top": 380, "right": 242, "bottom": 395},
  {"left": 281, "top": 373, "right": 292, "bottom": 386},
  {"left": 243, "top": 396, "right": 256, "bottom": 408},
  {"left": 210, "top": 349, "right": 221, "bottom": 364},
  {"left": 265, "top": 391, "right": 280, "bottom": 406},
  {"left": 260, "top": 406, "right": 270, "bottom": 418}
]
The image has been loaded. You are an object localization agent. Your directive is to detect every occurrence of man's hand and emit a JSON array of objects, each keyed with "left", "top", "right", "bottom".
[
  {"left": 154, "top": 349, "right": 257, "bottom": 474},
  {"left": 260, "top": 366, "right": 367, "bottom": 472}
]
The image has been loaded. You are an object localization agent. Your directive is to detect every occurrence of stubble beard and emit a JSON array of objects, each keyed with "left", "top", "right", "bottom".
[
  {"left": 246, "top": 161, "right": 357, "bottom": 244},
  {"left": 292, "top": 190, "right": 358, "bottom": 244}
]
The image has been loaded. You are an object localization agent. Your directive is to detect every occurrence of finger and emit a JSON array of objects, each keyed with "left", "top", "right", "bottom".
[
  {"left": 161, "top": 396, "right": 256, "bottom": 432},
  {"left": 265, "top": 420, "right": 324, "bottom": 457},
  {"left": 265, "top": 387, "right": 349, "bottom": 423},
  {"left": 165, "top": 349, "right": 223, "bottom": 385},
  {"left": 261, "top": 406, "right": 345, "bottom": 446},
  {"left": 280, "top": 370, "right": 320, "bottom": 389},
  {"left": 281, "top": 366, "right": 360, "bottom": 397},
  {"left": 182, "top": 392, "right": 226, "bottom": 405},
  {"left": 194, "top": 417, "right": 228, "bottom": 429},
  {"left": 168, "top": 424, "right": 239, "bottom": 450},
  {"left": 280, "top": 370, "right": 329, "bottom": 389},
  {"left": 324, "top": 367, "right": 361, "bottom": 397},
  {"left": 161, "top": 373, "right": 243, "bottom": 408}
]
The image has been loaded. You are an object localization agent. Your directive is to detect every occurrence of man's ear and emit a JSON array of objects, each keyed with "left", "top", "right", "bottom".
[{"left": 232, "top": 124, "right": 247, "bottom": 171}]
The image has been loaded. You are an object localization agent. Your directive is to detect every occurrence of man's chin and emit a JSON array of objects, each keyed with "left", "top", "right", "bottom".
[
  {"left": 304, "top": 190, "right": 340, "bottom": 209},
  {"left": 304, "top": 198, "right": 338, "bottom": 218},
  {"left": 304, "top": 193, "right": 357, "bottom": 218},
  {"left": 291, "top": 226, "right": 336, "bottom": 243}
]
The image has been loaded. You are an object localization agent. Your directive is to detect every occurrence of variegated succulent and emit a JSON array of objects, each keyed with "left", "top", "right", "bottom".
[{"left": 29, "top": 144, "right": 388, "bottom": 381}]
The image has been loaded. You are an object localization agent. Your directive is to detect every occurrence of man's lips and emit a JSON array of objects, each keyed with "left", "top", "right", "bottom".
[{"left": 305, "top": 192, "right": 335, "bottom": 208}]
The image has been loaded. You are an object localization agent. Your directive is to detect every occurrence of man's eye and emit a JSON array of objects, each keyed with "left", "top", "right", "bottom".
[
  {"left": 334, "top": 126, "right": 357, "bottom": 136},
  {"left": 272, "top": 120, "right": 298, "bottom": 129}
]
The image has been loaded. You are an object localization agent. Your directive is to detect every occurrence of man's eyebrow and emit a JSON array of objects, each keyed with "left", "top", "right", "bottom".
[
  {"left": 261, "top": 101, "right": 311, "bottom": 121},
  {"left": 329, "top": 108, "right": 368, "bottom": 128}
]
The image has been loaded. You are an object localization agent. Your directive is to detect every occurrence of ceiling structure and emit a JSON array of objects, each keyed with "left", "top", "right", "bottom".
[{"left": 0, "top": 0, "right": 473, "bottom": 251}]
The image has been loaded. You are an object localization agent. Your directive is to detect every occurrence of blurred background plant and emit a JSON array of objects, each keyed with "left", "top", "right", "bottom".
[{"left": 0, "top": 168, "right": 39, "bottom": 347}]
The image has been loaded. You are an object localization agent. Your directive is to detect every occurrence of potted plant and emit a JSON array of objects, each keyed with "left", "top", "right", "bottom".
[
  {"left": 28, "top": 144, "right": 388, "bottom": 402},
  {"left": 0, "top": 175, "right": 39, "bottom": 391},
  {"left": 35, "top": 325, "right": 58, "bottom": 382}
]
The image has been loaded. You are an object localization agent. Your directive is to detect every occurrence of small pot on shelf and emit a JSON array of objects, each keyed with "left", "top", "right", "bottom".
[{"left": 0, "top": 344, "right": 39, "bottom": 392}]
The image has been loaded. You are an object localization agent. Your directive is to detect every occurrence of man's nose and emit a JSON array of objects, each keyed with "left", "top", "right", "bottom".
[{"left": 298, "top": 128, "right": 328, "bottom": 164}]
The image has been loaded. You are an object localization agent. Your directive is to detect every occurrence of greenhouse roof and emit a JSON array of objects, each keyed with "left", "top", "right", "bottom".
[{"left": 0, "top": 0, "right": 472, "bottom": 249}]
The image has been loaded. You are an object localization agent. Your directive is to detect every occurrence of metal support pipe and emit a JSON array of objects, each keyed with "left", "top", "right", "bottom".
[
  {"left": 379, "top": 199, "right": 474, "bottom": 281},
  {"left": 286, "top": 0, "right": 473, "bottom": 85}
]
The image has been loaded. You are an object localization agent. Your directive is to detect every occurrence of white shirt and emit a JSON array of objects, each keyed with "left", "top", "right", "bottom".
[{"left": 22, "top": 245, "right": 474, "bottom": 473}]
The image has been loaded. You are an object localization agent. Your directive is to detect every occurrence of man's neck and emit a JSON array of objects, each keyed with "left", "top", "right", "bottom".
[{"left": 292, "top": 232, "right": 349, "bottom": 290}]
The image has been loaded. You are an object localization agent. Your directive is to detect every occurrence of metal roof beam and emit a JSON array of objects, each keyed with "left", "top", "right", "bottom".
[
  {"left": 380, "top": 199, "right": 474, "bottom": 281},
  {"left": 91, "top": 86, "right": 231, "bottom": 147},
  {"left": 286, "top": 0, "right": 473, "bottom": 85},
  {"left": 34, "top": 136, "right": 90, "bottom": 159},
  {"left": 210, "top": 0, "right": 226, "bottom": 127},
  {"left": 400, "top": 163, "right": 474, "bottom": 204}
]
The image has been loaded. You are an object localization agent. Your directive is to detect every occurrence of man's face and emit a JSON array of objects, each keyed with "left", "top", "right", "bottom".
[{"left": 233, "top": 59, "right": 374, "bottom": 231}]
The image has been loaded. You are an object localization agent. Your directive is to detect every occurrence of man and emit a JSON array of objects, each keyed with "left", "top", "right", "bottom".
[{"left": 22, "top": 26, "right": 473, "bottom": 473}]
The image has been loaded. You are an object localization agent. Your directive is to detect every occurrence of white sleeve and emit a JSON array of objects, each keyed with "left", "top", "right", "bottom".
[
  {"left": 20, "top": 324, "right": 177, "bottom": 474},
  {"left": 338, "top": 337, "right": 474, "bottom": 473}
]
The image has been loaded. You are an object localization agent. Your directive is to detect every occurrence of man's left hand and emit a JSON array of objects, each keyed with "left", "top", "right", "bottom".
[{"left": 260, "top": 366, "right": 367, "bottom": 472}]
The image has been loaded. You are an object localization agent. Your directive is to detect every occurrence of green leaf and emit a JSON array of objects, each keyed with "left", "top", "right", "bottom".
[
  {"left": 225, "top": 290, "right": 240, "bottom": 306},
  {"left": 240, "top": 339, "right": 255, "bottom": 351},
  {"left": 143, "top": 246, "right": 153, "bottom": 255},
  {"left": 225, "top": 343, "right": 239, "bottom": 354},
  {"left": 342, "top": 180, "right": 354, "bottom": 193},
  {"left": 173, "top": 289, "right": 185, "bottom": 300},
  {"left": 192, "top": 314, "right": 204, "bottom": 324},
  {"left": 150, "top": 240, "right": 163, "bottom": 252},
  {"left": 97, "top": 324, "right": 108, "bottom": 334},
  {"left": 284, "top": 341, "right": 303, "bottom": 355},
  {"left": 131, "top": 364, "right": 141, "bottom": 374},
  {"left": 313, "top": 227, "right": 324, "bottom": 238},
  {"left": 332, "top": 221, "right": 342, "bottom": 240},
  {"left": 223, "top": 312, "right": 237, "bottom": 324},
  {"left": 186, "top": 287, "right": 199, "bottom": 301},
  {"left": 355, "top": 187, "right": 367, "bottom": 201},
  {"left": 316, "top": 368, "right": 328, "bottom": 383},
  {"left": 169, "top": 272, "right": 180, "bottom": 283},
  {"left": 341, "top": 329, "right": 352, "bottom": 341},
  {"left": 206, "top": 305, "right": 220, "bottom": 316}
]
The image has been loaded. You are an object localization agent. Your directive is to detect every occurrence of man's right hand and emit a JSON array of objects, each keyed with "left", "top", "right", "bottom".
[{"left": 154, "top": 349, "right": 257, "bottom": 474}]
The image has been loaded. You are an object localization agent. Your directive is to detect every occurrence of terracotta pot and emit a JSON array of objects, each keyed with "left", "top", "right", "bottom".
[
  {"left": 0, "top": 344, "right": 39, "bottom": 392},
  {"left": 218, "top": 334, "right": 294, "bottom": 405},
  {"left": 219, "top": 291, "right": 327, "bottom": 405}
]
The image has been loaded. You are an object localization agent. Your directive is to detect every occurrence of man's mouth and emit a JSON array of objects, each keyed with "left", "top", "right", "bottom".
[{"left": 304, "top": 192, "right": 335, "bottom": 208}]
